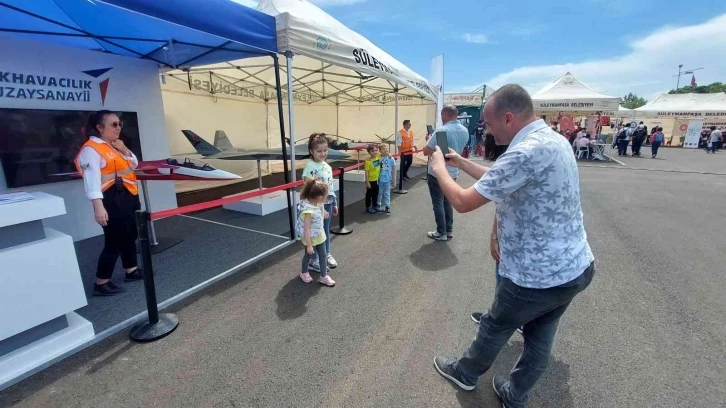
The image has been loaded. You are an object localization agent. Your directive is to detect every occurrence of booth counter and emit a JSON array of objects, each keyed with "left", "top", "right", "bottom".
[{"left": 0, "top": 192, "right": 93, "bottom": 385}]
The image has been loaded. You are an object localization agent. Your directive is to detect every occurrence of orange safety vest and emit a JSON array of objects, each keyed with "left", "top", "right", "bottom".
[
  {"left": 399, "top": 128, "right": 414, "bottom": 152},
  {"left": 74, "top": 139, "right": 138, "bottom": 195}
]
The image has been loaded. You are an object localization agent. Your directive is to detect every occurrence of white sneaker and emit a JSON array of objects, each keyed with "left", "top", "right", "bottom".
[
  {"left": 427, "top": 231, "right": 448, "bottom": 241},
  {"left": 327, "top": 254, "right": 338, "bottom": 269}
]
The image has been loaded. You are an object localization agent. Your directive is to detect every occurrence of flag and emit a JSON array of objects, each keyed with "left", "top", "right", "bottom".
[
  {"left": 691, "top": 75, "right": 697, "bottom": 87},
  {"left": 430, "top": 55, "right": 444, "bottom": 128}
]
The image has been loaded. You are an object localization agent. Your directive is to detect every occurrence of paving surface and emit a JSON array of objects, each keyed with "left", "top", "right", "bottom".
[{"left": 2, "top": 149, "right": 725, "bottom": 407}]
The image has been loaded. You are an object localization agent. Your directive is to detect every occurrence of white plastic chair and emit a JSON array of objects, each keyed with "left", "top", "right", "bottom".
[{"left": 577, "top": 146, "right": 590, "bottom": 160}]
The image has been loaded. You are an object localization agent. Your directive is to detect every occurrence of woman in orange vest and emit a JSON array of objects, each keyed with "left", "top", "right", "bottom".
[{"left": 74, "top": 110, "right": 142, "bottom": 296}]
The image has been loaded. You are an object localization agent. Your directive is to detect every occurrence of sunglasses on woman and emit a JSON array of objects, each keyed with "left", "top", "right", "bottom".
[{"left": 106, "top": 121, "right": 124, "bottom": 129}]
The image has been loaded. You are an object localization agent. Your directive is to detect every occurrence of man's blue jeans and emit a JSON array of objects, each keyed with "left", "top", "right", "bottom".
[
  {"left": 457, "top": 262, "right": 595, "bottom": 408},
  {"left": 427, "top": 175, "right": 454, "bottom": 235}
]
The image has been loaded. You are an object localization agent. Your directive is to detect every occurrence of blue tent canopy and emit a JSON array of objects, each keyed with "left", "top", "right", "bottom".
[{"left": 0, "top": 0, "right": 278, "bottom": 67}]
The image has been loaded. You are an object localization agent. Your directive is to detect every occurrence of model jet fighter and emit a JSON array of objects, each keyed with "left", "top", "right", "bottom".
[{"left": 181, "top": 130, "right": 351, "bottom": 161}]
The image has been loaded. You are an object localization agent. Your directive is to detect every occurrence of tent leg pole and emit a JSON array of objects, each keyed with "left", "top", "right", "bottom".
[
  {"left": 257, "top": 159, "right": 262, "bottom": 190},
  {"left": 273, "top": 54, "right": 294, "bottom": 241},
  {"left": 285, "top": 52, "right": 297, "bottom": 213}
]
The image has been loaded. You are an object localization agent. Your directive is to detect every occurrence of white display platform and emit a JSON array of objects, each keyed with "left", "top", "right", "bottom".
[
  {"left": 0, "top": 191, "right": 65, "bottom": 228},
  {"left": 0, "top": 228, "right": 88, "bottom": 340},
  {"left": 224, "top": 179, "right": 339, "bottom": 216},
  {"left": 0, "top": 312, "right": 93, "bottom": 387},
  {"left": 346, "top": 168, "right": 401, "bottom": 183},
  {"left": 346, "top": 169, "right": 366, "bottom": 182},
  {"left": 0, "top": 192, "right": 92, "bottom": 388}
]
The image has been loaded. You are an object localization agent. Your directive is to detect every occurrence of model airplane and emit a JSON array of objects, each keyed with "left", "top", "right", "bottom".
[
  {"left": 182, "top": 130, "right": 351, "bottom": 160},
  {"left": 52, "top": 157, "right": 241, "bottom": 181}
]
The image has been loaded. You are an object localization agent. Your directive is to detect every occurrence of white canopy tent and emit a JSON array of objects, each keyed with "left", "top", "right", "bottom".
[
  {"left": 159, "top": 0, "right": 436, "bottom": 192},
  {"left": 160, "top": 0, "right": 436, "bottom": 192},
  {"left": 259, "top": 0, "right": 437, "bottom": 183},
  {"left": 531, "top": 72, "right": 620, "bottom": 113},
  {"left": 634, "top": 93, "right": 726, "bottom": 118}
]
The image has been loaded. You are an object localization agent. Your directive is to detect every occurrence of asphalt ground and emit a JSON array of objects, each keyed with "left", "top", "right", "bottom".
[{"left": 1, "top": 148, "right": 725, "bottom": 407}]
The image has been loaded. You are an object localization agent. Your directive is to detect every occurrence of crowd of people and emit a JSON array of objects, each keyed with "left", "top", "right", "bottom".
[{"left": 611, "top": 121, "right": 669, "bottom": 158}]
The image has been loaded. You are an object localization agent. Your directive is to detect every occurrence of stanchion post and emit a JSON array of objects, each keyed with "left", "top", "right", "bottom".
[
  {"left": 393, "top": 152, "right": 408, "bottom": 194},
  {"left": 330, "top": 167, "right": 352, "bottom": 235},
  {"left": 129, "top": 210, "right": 179, "bottom": 343}
]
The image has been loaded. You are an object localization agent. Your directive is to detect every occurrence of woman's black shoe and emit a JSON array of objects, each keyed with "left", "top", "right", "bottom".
[
  {"left": 124, "top": 269, "right": 144, "bottom": 282},
  {"left": 93, "top": 281, "right": 126, "bottom": 297}
]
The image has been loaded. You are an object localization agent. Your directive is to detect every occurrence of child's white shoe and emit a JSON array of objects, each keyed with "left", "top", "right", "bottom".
[
  {"left": 299, "top": 271, "right": 313, "bottom": 283},
  {"left": 318, "top": 275, "right": 336, "bottom": 287},
  {"left": 327, "top": 254, "right": 337, "bottom": 268}
]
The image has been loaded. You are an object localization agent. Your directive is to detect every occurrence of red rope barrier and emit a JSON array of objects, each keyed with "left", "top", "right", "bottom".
[
  {"left": 151, "top": 179, "right": 304, "bottom": 220},
  {"left": 150, "top": 149, "right": 424, "bottom": 221}
]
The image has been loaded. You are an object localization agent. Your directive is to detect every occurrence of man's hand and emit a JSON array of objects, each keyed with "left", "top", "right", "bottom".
[
  {"left": 323, "top": 209, "right": 329, "bottom": 220},
  {"left": 490, "top": 235, "right": 500, "bottom": 263},
  {"left": 430, "top": 146, "right": 446, "bottom": 172},
  {"left": 444, "top": 149, "right": 462, "bottom": 167},
  {"left": 365, "top": 181, "right": 371, "bottom": 189},
  {"left": 332, "top": 206, "right": 339, "bottom": 217}
]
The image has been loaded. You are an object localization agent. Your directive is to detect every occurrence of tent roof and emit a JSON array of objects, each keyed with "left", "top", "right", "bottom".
[
  {"left": 635, "top": 93, "right": 726, "bottom": 116},
  {"left": 256, "top": 0, "right": 436, "bottom": 103},
  {"left": 531, "top": 72, "right": 620, "bottom": 111},
  {"left": 0, "top": 0, "right": 277, "bottom": 68}
]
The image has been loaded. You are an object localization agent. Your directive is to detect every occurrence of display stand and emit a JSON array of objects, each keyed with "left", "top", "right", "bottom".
[
  {"left": 0, "top": 192, "right": 94, "bottom": 387},
  {"left": 224, "top": 179, "right": 339, "bottom": 216},
  {"left": 139, "top": 180, "right": 183, "bottom": 254}
]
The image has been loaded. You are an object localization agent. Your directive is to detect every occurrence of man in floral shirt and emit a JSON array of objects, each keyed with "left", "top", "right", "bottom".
[{"left": 429, "top": 84, "right": 596, "bottom": 408}]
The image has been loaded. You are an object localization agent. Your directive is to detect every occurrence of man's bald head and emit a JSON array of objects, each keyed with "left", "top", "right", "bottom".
[
  {"left": 441, "top": 104, "right": 458, "bottom": 123},
  {"left": 483, "top": 84, "right": 537, "bottom": 145},
  {"left": 488, "top": 84, "right": 535, "bottom": 119}
]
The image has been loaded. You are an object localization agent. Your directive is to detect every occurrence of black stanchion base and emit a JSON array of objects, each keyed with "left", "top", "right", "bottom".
[
  {"left": 393, "top": 189, "right": 408, "bottom": 194},
  {"left": 330, "top": 227, "right": 353, "bottom": 235},
  {"left": 129, "top": 313, "right": 179, "bottom": 343},
  {"left": 149, "top": 236, "right": 184, "bottom": 254}
]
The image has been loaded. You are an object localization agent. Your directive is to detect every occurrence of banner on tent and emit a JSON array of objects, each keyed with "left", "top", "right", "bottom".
[
  {"left": 167, "top": 75, "right": 416, "bottom": 104},
  {"left": 682, "top": 120, "right": 703, "bottom": 148},
  {"left": 651, "top": 111, "right": 726, "bottom": 118},
  {"left": 702, "top": 120, "right": 726, "bottom": 131},
  {"left": 444, "top": 93, "right": 482, "bottom": 107}
]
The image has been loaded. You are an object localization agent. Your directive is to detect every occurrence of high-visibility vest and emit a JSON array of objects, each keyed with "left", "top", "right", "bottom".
[
  {"left": 74, "top": 139, "right": 138, "bottom": 195},
  {"left": 399, "top": 129, "right": 414, "bottom": 152}
]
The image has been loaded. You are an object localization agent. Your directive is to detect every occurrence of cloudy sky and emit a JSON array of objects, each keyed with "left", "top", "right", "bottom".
[{"left": 237, "top": 0, "right": 725, "bottom": 102}]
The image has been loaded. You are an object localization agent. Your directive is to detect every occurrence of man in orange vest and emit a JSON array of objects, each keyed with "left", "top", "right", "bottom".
[{"left": 396, "top": 119, "right": 416, "bottom": 181}]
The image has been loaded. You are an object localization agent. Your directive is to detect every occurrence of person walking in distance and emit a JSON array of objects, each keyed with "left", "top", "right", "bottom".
[
  {"left": 422, "top": 105, "right": 470, "bottom": 241},
  {"left": 396, "top": 120, "right": 416, "bottom": 181},
  {"left": 650, "top": 127, "right": 664, "bottom": 158},
  {"left": 429, "top": 85, "right": 595, "bottom": 407},
  {"left": 707, "top": 126, "right": 721, "bottom": 153}
]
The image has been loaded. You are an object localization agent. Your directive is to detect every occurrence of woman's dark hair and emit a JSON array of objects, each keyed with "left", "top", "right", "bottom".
[
  {"left": 657, "top": 127, "right": 663, "bottom": 131},
  {"left": 85, "top": 110, "right": 116, "bottom": 138},
  {"left": 300, "top": 178, "right": 328, "bottom": 201},
  {"left": 307, "top": 133, "right": 330, "bottom": 155}
]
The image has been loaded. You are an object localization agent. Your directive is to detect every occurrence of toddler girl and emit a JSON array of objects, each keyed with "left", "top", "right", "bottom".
[{"left": 296, "top": 179, "right": 335, "bottom": 287}]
